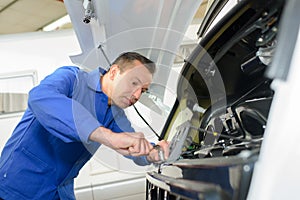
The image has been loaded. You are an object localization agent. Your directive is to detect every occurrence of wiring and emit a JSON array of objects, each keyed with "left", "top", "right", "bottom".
[{"left": 133, "top": 105, "right": 162, "bottom": 140}]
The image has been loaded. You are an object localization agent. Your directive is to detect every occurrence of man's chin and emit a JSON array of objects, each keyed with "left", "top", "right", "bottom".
[
  {"left": 116, "top": 102, "right": 131, "bottom": 109},
  {"left": 114, "top": 99, "right": 135, "bottom": 108}
]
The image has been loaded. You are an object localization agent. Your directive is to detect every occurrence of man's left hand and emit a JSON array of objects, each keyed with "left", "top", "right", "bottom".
[{"left": 147, "top": 140, "right": 169, "bottom": 163}]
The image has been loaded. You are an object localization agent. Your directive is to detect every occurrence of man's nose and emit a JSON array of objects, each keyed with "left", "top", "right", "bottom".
[{"left": 132, "top": 88, "right": 142, "bottom": 99}]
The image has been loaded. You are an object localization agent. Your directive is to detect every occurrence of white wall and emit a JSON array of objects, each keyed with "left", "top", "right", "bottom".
[{"left": 0, "top": 29, "right": 80, "bottom": 80}]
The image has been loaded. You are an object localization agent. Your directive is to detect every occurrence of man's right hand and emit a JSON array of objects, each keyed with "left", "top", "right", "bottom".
[{"left": 89, "top": 126, "right": 153, "bottom": 156}]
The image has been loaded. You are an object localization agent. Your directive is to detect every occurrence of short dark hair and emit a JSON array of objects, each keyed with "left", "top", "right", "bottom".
[{"left": 112, "top": 52, "right": 156, "bottom": 74}]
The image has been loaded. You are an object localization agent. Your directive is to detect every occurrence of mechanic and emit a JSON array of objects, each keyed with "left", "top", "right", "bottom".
[{"left": 0, "top": 52, "right": 169, "bottom": 200}]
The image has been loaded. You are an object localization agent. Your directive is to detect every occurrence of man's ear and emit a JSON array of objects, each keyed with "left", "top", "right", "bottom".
[{"left": 109, "top": 64, "right": 119, "bottom": 80}]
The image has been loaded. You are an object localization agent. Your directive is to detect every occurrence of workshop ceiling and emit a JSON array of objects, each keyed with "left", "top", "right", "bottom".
[
  {"left": 0, "top": 0, "right": 68, "bottom": 35},
  {"left": 0, "top": 0, "right": 209, "bottom": 35}
]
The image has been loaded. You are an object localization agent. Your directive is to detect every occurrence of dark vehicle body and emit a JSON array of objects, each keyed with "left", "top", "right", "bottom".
[{"left": 146, "top": 0, "right": 298, "bottom": 199}]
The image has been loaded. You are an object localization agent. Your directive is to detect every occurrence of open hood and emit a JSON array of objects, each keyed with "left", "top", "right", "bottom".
[{"left": 64, "top": 0, "right": 202, "bottom": 75}]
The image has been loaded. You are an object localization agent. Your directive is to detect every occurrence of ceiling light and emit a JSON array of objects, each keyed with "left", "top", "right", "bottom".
[{"left": 42, "top": 15, "right": 71, "bottom": 31}]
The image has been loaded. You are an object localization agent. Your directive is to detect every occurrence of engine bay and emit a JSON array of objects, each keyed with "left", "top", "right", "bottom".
[{"left": 161, "top": 0, "right": 283, "bottom": 162}]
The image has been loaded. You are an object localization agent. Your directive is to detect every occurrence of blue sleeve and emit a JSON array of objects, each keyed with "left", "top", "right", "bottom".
[{"left": 28, "top": 66, "right": 100, "bottom": 143}]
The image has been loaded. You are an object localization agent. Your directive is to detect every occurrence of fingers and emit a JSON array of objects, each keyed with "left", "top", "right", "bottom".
[
  {"left": 153, "top": 145, "right": 165, "bottom": 161},
  {"left": 115, "top": 132, "right": 152, "bottom": 156},
  {"left": 147, "top": 147, "right": 161, "bottom": 163},
  {"left": 116, "top": 148, "right": 131, "bottom": 156},
  {"left": 157, "top": 140, "right": 169, "bottom": 160},
  {"left": 147, "top": 140, "right": 170, "bottom": 163},
  {"left": 128, "top": 136, "right": 153, "bottom": 156}
]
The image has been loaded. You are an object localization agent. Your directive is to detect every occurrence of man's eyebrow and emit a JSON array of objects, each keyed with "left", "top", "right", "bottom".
[
  {"left": 133, "top": 76, "right": 151, "bottom": 90},
  {"left": 134, "top": 77, "right": 150, "bottom": 92},
  {"left": 133, "top": 76, "right": 143, "bottom": 84}
]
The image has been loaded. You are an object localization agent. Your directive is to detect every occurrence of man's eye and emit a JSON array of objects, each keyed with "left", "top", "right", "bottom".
[
  {"left": 132, "top": 82, "right": 138, "bottom": 86},
  {"left": 141, "top": 88, "right": 148, "bottom": 93}
]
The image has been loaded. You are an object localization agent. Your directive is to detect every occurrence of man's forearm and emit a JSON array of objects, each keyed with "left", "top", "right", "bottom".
[{"left": 89, "top": 126, "right": 115, "bottom": 148}]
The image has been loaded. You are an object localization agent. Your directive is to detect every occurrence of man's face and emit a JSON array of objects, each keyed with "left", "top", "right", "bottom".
[{"left": 110, "top": 60, "right": 153, "bottom": 108}]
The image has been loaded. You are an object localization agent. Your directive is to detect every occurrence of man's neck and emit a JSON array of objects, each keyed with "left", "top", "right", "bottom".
[{"left": 100, "top": 75, "right": 112, "bottom": 105}]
